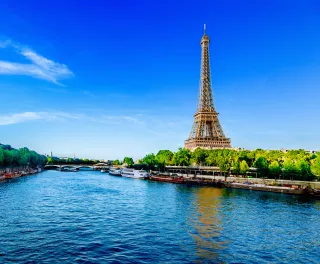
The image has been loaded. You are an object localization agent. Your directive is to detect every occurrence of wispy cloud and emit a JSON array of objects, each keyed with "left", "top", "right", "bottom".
[
  {"left": 0, "top": 111, "right": 144, "bottom": 126},
  {"left": 0, "top": 40, "right": 11, "bottom": 48},
  {"left": 0, "top": 111, "right": 80, "bottom": 126},
  {"left": 0, "top": 40, "right": 73, "bottom": 85},
  {"left": 0, "top": 110, "right": 188, "bottom": 129},
  {"left": 0, "top": 112, "right": 41, "bottom": 125},
  {"left": 100, "top": 115, "right": 144, "bottom": 125}
]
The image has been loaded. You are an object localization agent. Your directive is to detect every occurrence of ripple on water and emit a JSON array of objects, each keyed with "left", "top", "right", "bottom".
[{"left": 0, "top": 171, "right": 319, "bottom": 263}]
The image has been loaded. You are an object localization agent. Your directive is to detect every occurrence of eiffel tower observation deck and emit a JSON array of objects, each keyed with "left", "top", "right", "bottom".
[{"left": 185, "top": 25, "right": 231, "bottom": 151}]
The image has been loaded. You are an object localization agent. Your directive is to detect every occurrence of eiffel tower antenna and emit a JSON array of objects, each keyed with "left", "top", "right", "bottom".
[{"left": 184, "top": 25, "right": 231, "bottom": 151}]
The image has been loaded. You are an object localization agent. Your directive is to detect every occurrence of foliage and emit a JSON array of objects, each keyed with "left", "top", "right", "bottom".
[
  {"left": 0, "top": 148, "right": 4, "bottom": 165},
  {"left": 172, "top": 148, "right": 192, "bottom": 166},
  {"left": 240, "top": 160, "right": 249, "bottom": 175},
  {"left": 0, "top": 144, "right": 46, "bottom": 168},
  {"left": 123, "top": 157, "right": 134, "bottom": 166},
  {"left": 133, "top": 148, "right": 318, "bottom": 181},
  {"left": 232, "top": 160, "right": 240, "bottom": 176},
  {"left": 282, "top": 159, "right": 296, "bottom": 179},
  {"left": 254, "top": 156, "right": 268, "bottom": 177},
  {"left": 311, "top": 155, "right": 320, "bottom": 179},
  {"left": 142, "top": 153, "right": 157, "bottom": 166},
  {"left": 295, "top": 159, "right": 313, "bottom": 181},
  {"left": 206, "top": 152, "right": 219, "bottom": 166},
  {"left": 192, "top": 148, "right": 208, "bottom": 166},
  {"left": 268, "top": 161, "right": 281, "bottom": 178},
  {"left": 155, "top": 150, "right": 173, "bottom": 165},
  {"left": 113, "top": 160, "right": 120, "bottom": 166}
]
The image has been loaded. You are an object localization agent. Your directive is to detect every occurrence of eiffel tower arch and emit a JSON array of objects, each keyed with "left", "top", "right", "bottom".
[{"left": 184, "top": 25, "right": 231, "bottom": 151}]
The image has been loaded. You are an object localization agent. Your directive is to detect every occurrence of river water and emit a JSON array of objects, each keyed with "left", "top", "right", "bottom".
[{"left": 0, "top": 170, "right": 319, "bottom": 263}]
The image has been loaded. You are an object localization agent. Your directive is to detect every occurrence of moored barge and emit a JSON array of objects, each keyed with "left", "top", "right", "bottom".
[
  {"left": 149, "top": 174, "right": 185, "bottom": 184},
  {"left": 228, "top": 182, "right": 307, "bottom": 195},
  {"left": 149, "top": 174, "right": 225, "bottom": 187}
]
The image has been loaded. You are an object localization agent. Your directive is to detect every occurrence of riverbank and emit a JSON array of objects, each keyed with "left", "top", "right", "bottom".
[
  {"left": 0, "top": 168, "right": 43, "bottom": 181},
  {"left": 150, "top": 172, "right": 320, "bottom": 198},
  {"left": 190, "top": 174, "right": 320, "bottom": 189}
]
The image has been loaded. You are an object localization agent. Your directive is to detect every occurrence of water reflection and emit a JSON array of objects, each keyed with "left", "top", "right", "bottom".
[{"left": 188, "top": 187, "right": 227, "bottom": 263}]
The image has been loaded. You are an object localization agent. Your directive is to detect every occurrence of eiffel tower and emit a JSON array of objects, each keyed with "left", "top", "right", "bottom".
[{"left": 184, "top": 25, "right": 231, "bottom": 151}]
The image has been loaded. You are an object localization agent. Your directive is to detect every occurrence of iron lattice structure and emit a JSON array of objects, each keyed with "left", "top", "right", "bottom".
[{"left": 184, "top": 25, "right": 231, "bottom": 151}]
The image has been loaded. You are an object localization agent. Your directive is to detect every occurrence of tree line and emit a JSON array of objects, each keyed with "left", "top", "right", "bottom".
[
  {"left": 122, "top": 148, "right": 320, "bottom": 181},
  {"left": 0, "top": 144, "right": 47, "bottom": 168},
  {"left": 4, "top": 141, "right": 319, "bottom": 182},
  {"left": 46, "top": 157, "right": 101, "bottom": 165}
]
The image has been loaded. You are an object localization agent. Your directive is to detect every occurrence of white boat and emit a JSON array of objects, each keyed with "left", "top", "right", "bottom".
[
  {"left": 109, "top": 168, "right": 122, "bottom": 176},
  {"left": 121, "top": 168, "right": 149, "bottom": 179}
]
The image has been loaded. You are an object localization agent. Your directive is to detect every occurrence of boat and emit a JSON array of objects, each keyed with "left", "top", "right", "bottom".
[
  {"left": 101, "top": 169, "right": 106, "bottom": 173},
  {"left": 11, "top": 172, "right": 23, "bottom": 178},
  {"left": 310, "top": 189, "right": 320, "bottom": 199},
  {"left": 4, "top": 172, "right": 13, "bottom": 179},
  {"left": 108, "top": 168, "right": 122, "bottom": 176},
  {"left": 149, "top": 174, "right": 185, "bottom": 184},
  {"left": 121, "top": 168, "right": 149, "bottom": 179}
]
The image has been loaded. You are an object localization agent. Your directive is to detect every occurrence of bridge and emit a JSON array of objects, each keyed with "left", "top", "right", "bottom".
[{"left": 44, "top": 163, "right": 110, "bottom": 171}]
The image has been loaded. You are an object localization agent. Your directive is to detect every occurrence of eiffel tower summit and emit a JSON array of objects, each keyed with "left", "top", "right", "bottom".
[{"left": 184, "top": 25, "right": 231, "bottom": 151}]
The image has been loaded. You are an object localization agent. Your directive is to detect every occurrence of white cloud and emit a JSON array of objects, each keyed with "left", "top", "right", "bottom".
[
  {"left": 0, "top": 111, "right": 80, "bottom": 126},
  {"left": 0, "top": 111, "right": 145, "bottom": 126},
  {"left": 0, "top": 112, "right": 41, "bottom": 125},
  {"left": 0, "top": 111, "right": 184, "bottom": 128},
  {"left": 0, "top": 40, "right": 73, "bottom": 85}
]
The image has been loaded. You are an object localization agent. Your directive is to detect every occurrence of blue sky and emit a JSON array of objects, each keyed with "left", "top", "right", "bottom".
[{"left": 0, "top": 0, "right": 319, "bottom": 160}]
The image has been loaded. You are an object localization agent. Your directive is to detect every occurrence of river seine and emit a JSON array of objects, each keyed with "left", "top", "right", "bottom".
[{"left": 0, "top": 170, "right": 319, "bottom": 263}]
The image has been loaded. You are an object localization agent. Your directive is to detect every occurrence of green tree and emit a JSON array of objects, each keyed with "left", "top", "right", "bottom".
[
  {"left": 206, "top": 151, "right": 219, "bottom": 166},
  {"left": 192, "top": 148, "right": 208, "bottom": 166},
  {"left": 11, "top": 149, "right": 20, "bottom": 165},
  {"left": 232, "top": 160, "right": 240, "bottom": 176},
  {"left": 0, "top": 147, "right": 4, "bottom": 165},
  {"left": 123, "top": 157, "right": 134, "bottom": 166},
  {"left": 311, "top": 155, "right": 320, "bottom": 179},
  {"left": 47, "top": 157, "right": 54, "bottom": 164},
  {"left": 3, "top": 150, "right": 13, "bottom": 166},
  {"left": 217, "top": 156, "right": 231, "bottom": 180},
  {"left": 172, "top": 148, "right": 192, "bottom": 166},
  {"left": 240, "top": 160, "right": 249, "bottom": 176},
  {"left": 142, "top": 153, "right": 157, "bottom": 166},
  {"left": 113, "top": 160, "right": 120, "bottom": 166},
  {"left": 254, "top": 156, "right": 269, "bottom": 178},
  {"left": 238, "top": 150, "right": 254, "bottom": 166},
  {"left": 283, "top": 159, "right": 297, "bottom": 180},
  {"left": 268, "top": 161, "right": 281, "bottom": 179},
  {"left": 296, "top": 159, "right": 312, "bottom": 181},
  {"left": 29, "top": 151, "right": 40, "bottom": 167},
  {"left": 155, "top": 150, "right": 173, "bottom": 165}
]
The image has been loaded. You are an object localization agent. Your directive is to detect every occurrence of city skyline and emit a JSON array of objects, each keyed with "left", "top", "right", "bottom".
[{"left": 0, "top": 1, "right": 320, "bottom": 160}]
